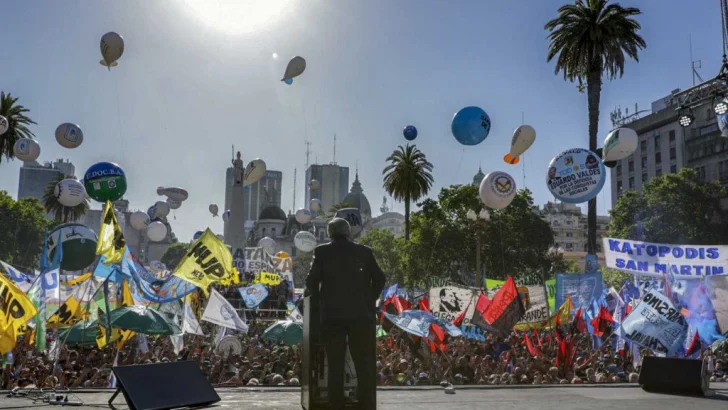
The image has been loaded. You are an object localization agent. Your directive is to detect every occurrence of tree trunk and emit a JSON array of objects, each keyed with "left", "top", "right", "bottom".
[
  {"left": 586, "top": 69, "right": 603, "bottom": 254},
  {"left": 404, "top": 193, "right": 411, "bottom": 241}
]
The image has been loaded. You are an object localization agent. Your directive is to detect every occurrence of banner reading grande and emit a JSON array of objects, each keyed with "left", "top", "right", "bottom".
[
  {"left": 513, "top": 285, "right": 548, "bottom": 330},
  {"left": 603, "top": 238, "right": 728, "bottom": 278}
]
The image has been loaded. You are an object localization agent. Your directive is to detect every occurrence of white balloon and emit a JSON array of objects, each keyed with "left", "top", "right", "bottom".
[
  {"left": 154, "top": 201, "right": 171, "bottom": 218},
  {"left": 0, "top": 115, "right": 8, "bottom": 135},
  {"left": 309, "top": 179, "right": 320, "bottom": 190},
  {"left": 13, "top": 138, "right": 40, "bottom": 162},
  {"left": 257, "top": 237, "right": 276, "bottom": 255},
  {"left": 294, "top": 231, "right": 317, "bottom": 253},
  {"left": 222, "top": 210, "right": 231, "bottom": 222},
  {"left": 243, "top": 159, "right": 267, "bottom": 186},
  {"left": 310, "top": 198, "right": 322, "bottom": 212},
  {"left": 147, "top": 221, "right": 167, "bottom": 242},
  {"left": 166, "top": 197, "right": 181, "bottom": 210},
  {"left": 130, "top": 211, "right": 150, "bottom": 230},
  {"left": 157, "top": 186, "right": 189, "bottom": 202},
  {"left": 209, "top": 204, "right": 219, "bottom": 217},
  {"left": 281, "top": 56, "right": 306, "bottom": 81},
  {"left": 504, "top": 125, "right": 536, "bottom": 165},
  {"left": 53, "top": 179, "right": 86, "bottom": 207},
  {"left": 100, "top": 32, "right": 124, "bottom": 68},
  {"left": 479, "top": 171, "right": 517, "bottom": 209},
  {"left": 603, "top": 128, "right": 638, "bottom": 162},
  {"left": 295, "top": 208, "right": 312, "bottom": 224},
  {"left": 55, "top": 123, "right": 83, "bottom": 149}
]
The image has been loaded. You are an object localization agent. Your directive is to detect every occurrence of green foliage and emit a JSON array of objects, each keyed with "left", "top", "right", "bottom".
[
  {"left": 292, "top": 251, "right": 313, "bottom": 288},
  {"left": 42, "top": 174, "right": 90, "bottom": 222},
  {"left": 608, "top": 169, "right": 728, "bottom": 244},
  {"left": 359, "top": 228, "right": 405, "bottom": 285},
  {"left": 327, "top": 202, "right": 353, "bottom": 217},
  {"left": 160, "top": 242, "right": 190, "bottom": 270},
  {"left": 0, "top": 191, "right": 51, "bottom": 270},
  {"left": 0, "top": 91, "right": 36, "bottom": 164},
  {"left": 601, "top": 267, "right": 633, "bottom": 289}
]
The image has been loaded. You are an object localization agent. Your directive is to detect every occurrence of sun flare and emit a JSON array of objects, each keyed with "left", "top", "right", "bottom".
[{"left": 183, "top": 0, "right": 292, "bottom": 35}]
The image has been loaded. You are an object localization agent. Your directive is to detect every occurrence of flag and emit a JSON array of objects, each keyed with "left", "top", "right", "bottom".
[
  {"left": 476, "top": 277, "right": 525, "bottom": 336},
  {"left": 572, "top": 307, "right": 587, "bottom": 334},
  {"left": 685, "top": 329, "right": 701, "bottom": 358},
  {"left": 541, "top": 296, "right": 572, "bottom": 330},
  {"left": 392, "top": 296, "right": 404, "bottom": 315},
  {"left": 590, "top": 306, "right": 614, "bottom": 338},
  {"left": 202, "top": 288, "right": 248, "bottom": 332},
  {"left": 96, "top": 201, "right": 126, "bottom": 264},
  {"left": 183, "top": 297, "right": 206, "bottom": 335},
  {"left": 524, "top": 334, "right": 540, "bottom": 357},
  {"left": 115, "top": 280, "right": 136, "bottom": 350},
  {"left": 286, "top": 308, "right": 303, "bottom": 323},
  {"left": 419, "top": 299, "right": 431, "bottom": 313},
  {"left": 383, "top": 284, "right": 398, "bottom": 300},
  {"left": 0, "top": 323, "right": 18, "bottom": 355},
  {"left": 63, "top": 273, "right": 92, "bottom": 287},
  {"left": 238, "top": 284, "right": 268, "bottom": 308},
  {"left": 0, "top": 272, "right": 38, "bottom": 331},
  {"left": 0, "top": 261, "right": 34, "bottom": 292},
  {"left": 108, "top": 351, "right": 119, "bottom": 388},
  {"left": 173, "top": 229, "right": 238, "bottom": 296},
  {"left": 96, "top": 308, "right": 121, "bottom": 349},
  {"left": 46, "top": 296, "right": 88, "bottom": 328},
  {"left": 468, "top": 290, "right": 490, "bottom": 328}
]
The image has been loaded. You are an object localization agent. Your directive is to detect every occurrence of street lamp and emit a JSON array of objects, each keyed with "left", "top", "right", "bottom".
[{"left": 467, "top": 209, "right": 490, "bottom": 289}]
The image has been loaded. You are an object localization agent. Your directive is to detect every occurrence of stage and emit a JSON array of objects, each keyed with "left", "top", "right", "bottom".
[{"left": 2, "top": 384, "right": 727, "bottom": 409}]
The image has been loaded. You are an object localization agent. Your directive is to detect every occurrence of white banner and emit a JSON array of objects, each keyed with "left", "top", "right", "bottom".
[
  {"left": 202, "top": 288, "right": 249, "bottom": 333},
  {"left": 620, "top": 290, "right": 687, "bottom": 355},
  {"left": 603, "top": 238, "right": 728, "bottom": 279},
  {"left": 183, "top": 299, "right": 206, "bottom": 336},
  {"left": 428, "top": 286, "right": 477, "bottom": 325},
  {"left": 514, "top": 285, "right": 548, "bottom": 328}
]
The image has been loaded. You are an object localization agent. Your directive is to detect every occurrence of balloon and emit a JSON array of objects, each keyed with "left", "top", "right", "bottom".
[
  {"left": 193, "top": 231, "right": 203, "bottom": 241},
  {"left": 244, "top": 159, "right": 267, "bottom": 186},
  {"left": 281, "top": 56, "right": 306, "bottom": 82},
  {"left": 479, "top": 171, "right": 516, "bottom": 209},
  {"left": 147, "top": 205, "right": 158, "bottom": 221},
  {"left": 53, "top": 179, "right": 86, "bottom": 207},
  {"left": 209, "top": 204, "right": 219, "bottom": 217},
  {"left": 451, "top": 106, "right": 491, "bottom": 146},
  {"left": 295, "top": 208, "right": 312, "bottom": 224},
  {"left": 130, "top": 211, "right": 150, "bottom": 230},
  {"left": 547, "top": 148, "right": 606, "bottom": 204},
  {"left": 284, "top": 78, "right": 293, "bottom": 85},
  {"left": 294, "top": 231, "right": 317, "bottom": 253},
  {"left": 147, "top": 221, "right": 167, "bottom": 242},
  {"left": 166, "top": 198, "right": 181, "bottom": 210},
  {"left": 156, "top": 186, "right": 189, "bottom": 202},
  {"left": 13, "top": 138, "right": 41, "bottom": 162},
  {"left": 309, "top": 179, "right": 320, "bottom": 190},
  {"left": 603, "top": 128, "right": 638, "bottom": 162},
  {"left": 310, "top": 198, "right": 322, "bottom": 212},
  {"left": 504, "top": 125, "right": 536, "bottom": 165},
  {"left": 48, "top": 223, "right": 97, "bottom": 271},
  {"left": 257, "top": 237, "right": 276, "bottom": 255},
  {"left": 334, "top": 208, "right": 362, "bottom": 237},
  {"left": 403, "top": 125, "right": 418, "bottom": 141},
  {"left": 154, "top": 201, "right": 170, "bottom": 218},
  {"left": 275, "top": 251, "right": 290, "bottom": 259},
  {"left": 222, "top": 210, "right": 231, "bottom": 222},
  {"left": 55, "top": 123, "right": 83, "bottom": 149},
  {"left": 84, "top": 162, "right": 127, "bottom": 202},
  {"left": 100, "top": 32, "right": 124, "bottom": 69},
  {"left": 0, "top": 115, "right": 8, "bottom": 135}
]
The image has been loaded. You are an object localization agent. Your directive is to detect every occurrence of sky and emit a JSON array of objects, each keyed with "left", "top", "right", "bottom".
[{"left": 0, "top": 0, "right": 724, "bottom": 241}]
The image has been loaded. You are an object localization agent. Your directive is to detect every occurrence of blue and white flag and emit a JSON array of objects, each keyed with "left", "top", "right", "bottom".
[
  {"left": 620, "top": 290, "right": 687, "bottom": 356},
  {"left": 383, "top": 284, "right": 398, "bottom": 300},
  {"left": 237, "top": 284, "right": 268, "bottom": 308},
  {"left": 384, "top": 310, "right": 463, "bottom": 338},
  {"left": 0, "top": 261, "right": 35, "bottom": 292}
]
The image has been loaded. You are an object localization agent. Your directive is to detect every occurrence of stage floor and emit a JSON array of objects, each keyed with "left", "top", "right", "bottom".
[{"left": 1, "top": 383, "right": 727, "bottom": 410}]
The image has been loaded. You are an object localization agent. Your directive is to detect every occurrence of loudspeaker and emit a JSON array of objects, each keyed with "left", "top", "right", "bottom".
[
  {"left": 109, "top": 361, "right": 220, "bottom": 410},
  {"left": 639, "top": 356, "right": 707, "bottom": 396}
]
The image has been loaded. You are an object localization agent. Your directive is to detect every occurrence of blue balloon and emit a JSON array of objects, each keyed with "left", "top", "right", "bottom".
[
  {"left": 451, "top": 106, "right": 491, "bottom": 146},
  {"left": 403, "top": 125, "right": 418, "bottom": 141},
  {"left": 284, "top": 78, "right": 293, "bottom": 85},
  {"left": 193, "top": 231, "right": 203, "bottom": 241}
]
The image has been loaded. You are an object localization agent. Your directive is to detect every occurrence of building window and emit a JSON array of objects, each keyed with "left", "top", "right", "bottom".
[
  {"left": 616, "top": 164, "right": 622, "bottom": 177},
  {"left": 671, "top": 164, "right": 677, "bottom": 173},
  {"left": 669, "top": 130, "right": 676, "bottom": 143},
  {"left": 566, "top": 220, "right": 573, "bottom": 225},
  {"left": 566, "top": 232, "right": 573, "bottom": 237},
  {"left": 654, "top": 135, "right": 661, "bottom": 151},
  {"left": 670, "top": 147, "right": 676, "bottom": 160},
  {"left": 271, "top": 228, "right": 276, "bottom": 236},
  {"left": 642, "top": 173, "right": 648, "bottom": 183},
  {"left": 720, "top": 160, "right": 728, "bottom": 179},
  {"left": 706, "top": 108, "right": 714, "bottom": 120},
  {"left": 629, "top": 177, "right": 635, "bottom": 189},
  {"left": 565, "top": 243, "right": 573, "bottom": 250},
  {"left": 641, "top": 157, "right": 647, "bottom": 168},
  {"left": 696, "top": 166, "right": 706, "bottom": 180},
  {"left": 617, "top": 180, "right": 623, "bottom": 191},
  {"left": 262, "top": 228, "right": 267, "bottom": 235},
  {"left": 700, "top": 124, "right": 719, "bottom": 136},
  {"left": 640, "top": 140, "right": 647, "bottom": 153},
  {"left": 628, "top": 161, "right": 634, "bottom": 172},
  {"left": 655, "top": 152, "right": 661, "bottom": 164},
  {"left": 656, "top": 168, "right": 662, "bottom": 177}
]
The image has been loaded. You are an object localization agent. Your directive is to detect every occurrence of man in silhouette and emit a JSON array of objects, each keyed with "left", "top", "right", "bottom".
[{"left": 306, "top": 218, "right": 385, "bottom": 410}]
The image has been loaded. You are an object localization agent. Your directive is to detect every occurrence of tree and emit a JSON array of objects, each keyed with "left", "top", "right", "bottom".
[
  {"left": 382, "top": 144, "right": 434, "bottom": 240},
  {"left": 327, "top": 202, "right": 354, "bottom": 218},
  {"left": 42, "top": 175, "right": 90, "bottom": 223},
  {"left": 545, "top": 0, "right": 646, "bottom": 253},
  {"left": 359, "top": 228, "right": 404, "bottom": 285},
  {"left": 160, "top": 242, "right": 190, "bottom": 270},
  {"left": 0, "top": 191, "right": 51, "bottom": 271},
  {"left": 608, "top": 169, "right": 728, "bottom": 244},
  {"left": 292, "top": 251, "right": 313, "bottom": 288},
  {"left": 0, "top": 92, "right": 36, "bottom": 164}
]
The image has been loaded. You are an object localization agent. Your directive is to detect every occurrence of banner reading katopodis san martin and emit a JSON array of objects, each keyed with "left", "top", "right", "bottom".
[
  {"left": 429, "top": 286, "right": 477, "bottom": 325},
  {"left": 604, "top": 238, "right": 728, "bottom": 279}
]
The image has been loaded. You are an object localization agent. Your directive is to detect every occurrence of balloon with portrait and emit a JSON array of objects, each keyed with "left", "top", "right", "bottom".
[
  {"left": 403, "top": 125, "right": 418, "bottom": 141},
  {"left": 209, "top": 204, "right": 219, "bottom": 217},
  {"left": 146, "top": 221, "right": 167, "bottom": 242},
  {"left": 546, "top": 148, "right": 606, "bottom": 204},
  {"left": 504, "top": 125, "right": 536, "bottom": 165},
  {"left": 130, "top": 211, "right": 150, "bottom": 230},
  {"left": 479, "top": 171, "right": 516, "bottom": 209},
  {"left": 55, "top": 123, "right": 83, "bottom": 149},
  {"left": 451, "top": 106, "right": 491, "bottom": 146},
  {"left": 13, "top": 138, "right": 41, "bottom": 162},
  {"left": 100, "top": 32, "right": 124, "bottom": 69}
]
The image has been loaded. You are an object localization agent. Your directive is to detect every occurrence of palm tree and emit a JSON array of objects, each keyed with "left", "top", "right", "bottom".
[
  {"left": 43, "top": 175, "right": 90, "bottom": 223},
  {"left": 327, "top": 202, "right": 354, "bottom": 218},
  {"left": 0, "top": 92, "right": 36, "bottom": 164},
  {"left": 382, "top": 144, "right": 434, "bottom": 240},
  {"left": 545, "top": 0, "right": 645, "bottom": 254}
]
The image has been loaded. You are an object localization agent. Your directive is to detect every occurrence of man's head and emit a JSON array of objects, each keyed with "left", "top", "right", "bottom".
[{"left": 327, "top": 218, "right": 351, "bottom": 240}]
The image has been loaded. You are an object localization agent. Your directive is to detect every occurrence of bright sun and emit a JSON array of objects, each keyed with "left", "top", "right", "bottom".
[{"left": 183, "top": 0, "right": 293, "bottom": 35}]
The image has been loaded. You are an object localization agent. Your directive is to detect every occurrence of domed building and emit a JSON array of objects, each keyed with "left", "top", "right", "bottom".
[
  {"left": 472, "top": 166, "right": 485, "bottom": 187},
  {"left": 342, "top": 171, "right": 372, "bottom": 221},
  {"left": 256, "top": 205, "right": 287, "bottom": 239}
]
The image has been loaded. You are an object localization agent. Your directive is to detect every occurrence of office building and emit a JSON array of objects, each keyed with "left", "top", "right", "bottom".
[
  {"left": 305, "top": 164, "right": 349, "bottom": 214},
  {"left": 18, "top": 159, "right": 75, "bottom": 202},
  {"left": 224, "top": 166, "right": 282, "bottom": 239},
  {"left": 540, "top": 201, "right": 610, "bottom": 253}
]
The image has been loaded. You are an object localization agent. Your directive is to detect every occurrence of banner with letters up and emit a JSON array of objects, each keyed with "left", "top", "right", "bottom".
[
  {"left": 428, "top": 286, "right": 477, "bottom": 326},
  {"left": 620, "top": 290, "right": 687, "bottom": 356},
  {"left": 555, "top": 272, "right": 603, "bottom": 312},
  {"left": 603, "top": 238, "right": 728, "bottom": 279},
  {"left": 513, "top": 285, "right": 549, "bottom": 330}
]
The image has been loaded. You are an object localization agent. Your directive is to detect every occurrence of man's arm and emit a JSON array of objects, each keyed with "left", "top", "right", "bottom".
[
  {"left": 304, "top": 247, "right": 322, "bottom": 297},
  {"left": 368, "top": 248, "right": 386, "bottom": 300}
]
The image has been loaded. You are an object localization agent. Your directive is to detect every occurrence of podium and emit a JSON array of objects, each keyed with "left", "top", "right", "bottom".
[{"left": 301, "top": 296, "right": 369, "bottom": 410}]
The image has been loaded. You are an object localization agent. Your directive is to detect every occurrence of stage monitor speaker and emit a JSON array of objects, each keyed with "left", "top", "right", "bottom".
[
  {"left": 109, "top": 361, "right": 220, "bottom": 410},
  {"left": 638, "top": 356, "right": 707, "bottom": 396}
]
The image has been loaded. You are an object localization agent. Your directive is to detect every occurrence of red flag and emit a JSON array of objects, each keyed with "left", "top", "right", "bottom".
[
  {"left": 478, "top": 277, "right": 525, "bottom": 336},
  {"left": 685, "top": 330, "right": 701, "bottom": 357},
  {"left": 590, "top": 306, "right": 614, "bottom": 338},
  {"left": 419, "top": 299, "right": 431, "bottom": 313},
  {"left": 533, "top": 329, "right": 542, "bottom": 348},
  {"left": 554, "top": 328, "right": 562, "bottom": 344},
  {"left": 524, "top": 334, "right": 540, "bottom": 358},
  {"left": 392, "top": 296, "right": 404, "bottom": 315},
  {"left": 573, "top": 307, "right": 587, "bottom": 333},
  {"left": 462, "top": 291, "right": 487, "bottom": 327},
  {"left": 545, "top": 333, "right": 552, "bottom": 346},
  {"left": 399, "top": 296, "right": 411, "bottom": 312}
]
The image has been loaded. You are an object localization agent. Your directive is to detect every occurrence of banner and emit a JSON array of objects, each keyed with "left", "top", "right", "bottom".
[
  {"left": 96, "top": 201, "right": 126, "bottom": 264},
  {"left": 513, "top": 285, "right": 549, "bottom": 330},
  {"left": 244, "top": 247, "right": 275, "bottom": 273},
  {"left": 705, "top": 275, "right": 728, "bottom": 335},
  {"left": 383, "top": 312, "right": 430, "bottom": 338},
  {"left": 620, "top": 290, "right": 687, "bottom": 355},
  {"left": 545, "top": 279, "right": 556, "bottom": 311},
  {"left": 460, "top": 325, "right": 486, "bottom": 342},
  {"left": 428, "top": 286, "right": 477, "bottom": 325},
  {"left": 0, "top": 261, "right": 34, "bottom": 293},
  {"left": 604, "top": 238, "right": 728, "bottom": 278},
  {"left": 480, "top": 277, "right": 525, "bottom": 336},
  {"left": 122, "top": 248, "right": 196, "bottom": 303},
  {"left": 202, "top": 288, "right": 248, "bottom": 332},
  {"left": 238, "top": 284, "right": 268, "bottom": 308},
  {"left": 0, "top": 273, "right": 37, "bottom": 333},
  {"left": 555, "top": 272, "right": 603, "bottom": 311},
  {"left": 173, "top": 229, "right": 238, "bottom": 296},
  {"left": 46, "top": 296, "right": 87, "bottom": 328},
  {"left": 256, "top": 272, "right": 281, "bottom": 286}
]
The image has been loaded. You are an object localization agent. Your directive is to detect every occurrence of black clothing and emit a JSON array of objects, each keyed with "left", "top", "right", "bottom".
[{"left": 325, "top": 319, "right": 376, "bottom": 410}]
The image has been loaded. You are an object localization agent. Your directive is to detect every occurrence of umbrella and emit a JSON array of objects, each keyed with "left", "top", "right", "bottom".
[
  {"left": 109, "top": 305, "right": 181, "bottom": 335},
  {"left": 58, "top": 321, "right": 99, "bottom": 345},
  {"left": 263, "top": 320, "right": 303, "bottom": 345}
]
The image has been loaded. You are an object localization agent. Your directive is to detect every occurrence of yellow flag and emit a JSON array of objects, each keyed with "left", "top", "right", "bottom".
[
  {"left": 96, "top": 308, "right": 121, "bottom": 349},
  {"left": 63, "top": 272, "right": 92, "bottom": 286},
  {"left": 96, "top": 201, "right": 126, "bottom": 264},
  {"left": 541, "top": 296, "right": 573, "bottom": 330},
  {"left": 0, "top": 322, "right": 18, "bottom": 355},
  {"left": 173, "top": 229, "right": 238, "bottom": 296},
  {"left": 255, "top": 271, "right": 281, "bottom": 286},
  {"left": 0, "top": 273, "right": 37, "bottom": 331},
  {"left": 47, "top": 296, "right": 88, "bottom": 329},
  {"left": 116, "top": 280, "right": 136, "bottom": 350}
]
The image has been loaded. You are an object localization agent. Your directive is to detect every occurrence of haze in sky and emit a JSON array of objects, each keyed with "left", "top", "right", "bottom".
[{"left": 0, "top": 0, "right": 723, "bottom": 241}]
